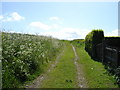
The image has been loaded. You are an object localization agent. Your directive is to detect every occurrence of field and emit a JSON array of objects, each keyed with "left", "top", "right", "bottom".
[{"left": 1, "top": 32, "right": 119, "bottom": 88}]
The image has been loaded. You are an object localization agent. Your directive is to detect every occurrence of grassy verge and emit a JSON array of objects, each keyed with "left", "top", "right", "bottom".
[
  {"left": 75, "top": 44, "right": 118, "bottom": 88},
  {"left": 40, "top": 43, "right": 77, "bottom": 88}
]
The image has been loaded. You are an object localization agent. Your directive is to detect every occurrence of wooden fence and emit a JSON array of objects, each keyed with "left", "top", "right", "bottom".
[
  {"left": 96, "top": 42, "right": 120, "bottom": 68},
  {"left": 96, "top": 43, "right": 103, "bottom": 61}
]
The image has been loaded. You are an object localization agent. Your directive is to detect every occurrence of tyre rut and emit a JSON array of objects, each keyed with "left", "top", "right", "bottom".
[{"left": 72, "top": 45, "right": 87, "bottom": 88}]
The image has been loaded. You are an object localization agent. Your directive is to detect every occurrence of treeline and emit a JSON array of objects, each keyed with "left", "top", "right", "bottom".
[
  {"left": 2, "top": 32, "right": 63, "bottom": 88},
  {"left": 70, "top": 39, "right": 84, "bottom": 47}
]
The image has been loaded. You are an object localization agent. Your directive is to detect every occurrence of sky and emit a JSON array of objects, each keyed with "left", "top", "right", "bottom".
[{"left": 1, "top": 2, "right": 118, "bottom": 40}]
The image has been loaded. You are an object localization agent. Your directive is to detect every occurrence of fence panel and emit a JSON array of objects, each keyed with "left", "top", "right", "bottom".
[
  {"left": 96, "top": 43, "right": 120, "bottom": 68},
  {"left": 96, "top": 43, "right": 103, "bottom": 61},
  {"left": 104, "top": 46, "right": 118, "bottom": 67}
]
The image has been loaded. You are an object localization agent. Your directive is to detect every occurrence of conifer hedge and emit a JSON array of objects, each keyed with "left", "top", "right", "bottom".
[{"left": 85, "top": 30, "right": 104, "bottom": 58}]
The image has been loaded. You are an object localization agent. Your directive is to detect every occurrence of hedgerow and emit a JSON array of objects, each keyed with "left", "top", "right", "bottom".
[
  {"left": 70, "top": 39, "right": 85, "bottom": 47},
  {"left": 2, "top": 32, "right": 63, "bottom": 88},
  {"left": 85, "top": 30, "right": 104, "bottom": 58}
]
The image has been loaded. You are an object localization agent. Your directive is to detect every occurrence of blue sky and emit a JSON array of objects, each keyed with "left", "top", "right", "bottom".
[{"left": 1, "top": 2, "right": 118, "bottom": 40}]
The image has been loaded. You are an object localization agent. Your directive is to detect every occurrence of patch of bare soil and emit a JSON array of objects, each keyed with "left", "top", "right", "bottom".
[{"left": 72, "top": 45, "right": 87, "bottom": 88}]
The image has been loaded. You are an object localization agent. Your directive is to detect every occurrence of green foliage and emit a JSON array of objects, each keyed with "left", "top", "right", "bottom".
[
  {"left": 70, "top": 39, "right": 85, "bottom": 47},
  {"left": 105, "top": 65, "right": 120, "bottom": 86},
  {"left": 2, "top": 32, "right": 63, "bottom": 88},
  {"left": 85, "top": 30, "right": 104, "bottom": 57},
  {"left": 115, "top": 66, "right": 120, "bottom": 85}
]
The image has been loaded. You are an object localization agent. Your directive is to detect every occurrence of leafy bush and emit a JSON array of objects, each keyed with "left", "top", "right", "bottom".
[
  {"left": 85, "top": 30, "right": 104, "bottom": 58},
  {"left": 114, "top": 66, "right": 120, "bottom": 86},
  {"left": 70, "top": 39, "right": 85, "bottom": 47},
  {"left": 2, "top": 32, "right": 63, "bottom": 88}
]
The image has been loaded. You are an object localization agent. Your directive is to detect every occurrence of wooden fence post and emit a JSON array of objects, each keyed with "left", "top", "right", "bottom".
[
  {"left": 117, "top": 47, "right": 120, "bottom": 67},
  {"left": 102, "top": 40, "right": 105, "bottom": 63}
]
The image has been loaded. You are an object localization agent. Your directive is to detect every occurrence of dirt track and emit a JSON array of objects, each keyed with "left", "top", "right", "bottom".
[
  {"left": 25, "top": 48, "right": 65, "bottom": 88},
  {"left": 25, "top": 44, "right": 87, "bottom": 88},
  {"left": 72, "top": 45, "right": 87, "bottom": 88}
]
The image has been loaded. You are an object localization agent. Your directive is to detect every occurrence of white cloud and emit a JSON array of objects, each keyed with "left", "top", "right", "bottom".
[
  {"left": 49, "top": 17, "right": 60, "bottom": 21},
  {"left": 105, "top": 29, "right": 118, "bottom": 36},
  {"left": 9, "top": 30, "right": 22, "bottom": 33},
  {"left": 27, "top": 27, "right": 90, "bottom": 40},
  {"left": 39, "top": 28, "right": 90, "bottom": 40},
  {"left": 52, "top": 24, "right": 60, "bottom": 29},
  {"left": 10, "top": 12, "right": 24, "bottom": 21},
  {"left": 60, "top": 28, "right": 90, "bottom": 39},
  {"left": 1, "top": 12, "right": 24, "bottom": 22},
  {"left": 29, "top": 22, "right": 51, "bottom": 30},
  {"left": 0, "top": 15, "right": 3, "bottom": 20},
  {"left": 118, "top": 29, "right": 120, "bottom": 36},
  {"left": 28, "top": 20, "right": 90, "bottom": 40}
]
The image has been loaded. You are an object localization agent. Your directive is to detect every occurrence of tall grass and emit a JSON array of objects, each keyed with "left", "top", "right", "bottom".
[{"left": 2, "top": 32, "right": 63, "bottom": 88}]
